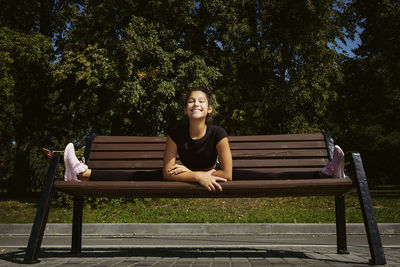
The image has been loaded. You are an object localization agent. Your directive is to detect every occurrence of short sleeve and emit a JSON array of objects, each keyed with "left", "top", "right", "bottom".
[
  {"left": 214, "top": 126, "right": 228, "bottom": 144},
  {"left": 167, "top": 128, "right": 179, "bottom": 145}
]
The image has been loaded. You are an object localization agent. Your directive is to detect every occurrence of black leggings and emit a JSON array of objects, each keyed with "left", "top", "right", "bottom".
[{"left": 90, "top": 169, "right": 321, "bottom": 181}]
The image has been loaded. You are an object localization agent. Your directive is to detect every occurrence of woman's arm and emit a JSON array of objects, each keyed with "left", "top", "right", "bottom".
[
  {"left": 163, "top": 136, "right": 187, "bottom": 179},
  {"left": 162, "top": 136, "right": 227, "bottom": 191},
  {"left": 211, "top": 137, "right": 233, "bottom": 181}
]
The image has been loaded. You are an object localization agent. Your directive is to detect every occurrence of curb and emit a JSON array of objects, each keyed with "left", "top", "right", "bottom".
[{"left": 1, "top": 223, "right": 399, "bottom": 236}]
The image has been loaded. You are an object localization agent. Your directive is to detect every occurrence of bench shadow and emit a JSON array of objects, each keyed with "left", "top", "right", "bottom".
[{"left": 0, "top": 247, "right": 369, "bottom": 265}]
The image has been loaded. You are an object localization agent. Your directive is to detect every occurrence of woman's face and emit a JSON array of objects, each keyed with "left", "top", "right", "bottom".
[{"left": 185, "top": 90, "right": 212, "bottom": 120}]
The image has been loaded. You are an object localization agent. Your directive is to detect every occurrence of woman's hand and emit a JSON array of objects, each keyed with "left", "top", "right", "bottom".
[
  {"left": 195, "top": 169, "right": 227, "bottom": 192},
  {"left": 168, "top": 164, "right": 190, "bottom": 176}
]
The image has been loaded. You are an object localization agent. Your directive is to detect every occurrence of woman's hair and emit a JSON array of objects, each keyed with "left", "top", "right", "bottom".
[{"left": 186, "top": 85, "right": 213, "bottom": 106}]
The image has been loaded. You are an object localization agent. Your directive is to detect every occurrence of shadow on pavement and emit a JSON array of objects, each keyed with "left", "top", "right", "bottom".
[
  {"left": 0, "top": 247, "right": 372, "bottom": 265},
  {"left": 1, "top": 247, "right": 313, "bottom": 264}
]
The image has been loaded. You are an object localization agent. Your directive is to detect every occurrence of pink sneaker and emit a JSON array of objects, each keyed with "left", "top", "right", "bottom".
[
  {"left": 322, "top": 145, "right": 345, "bottom": 178},
  {"left": 64, "top": 143, "right": 88, "bottom": 181}
]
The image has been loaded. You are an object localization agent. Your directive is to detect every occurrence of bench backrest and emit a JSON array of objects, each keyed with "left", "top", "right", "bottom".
[{"left": 86, "top": 133, "right": 332, "bottom": 174}]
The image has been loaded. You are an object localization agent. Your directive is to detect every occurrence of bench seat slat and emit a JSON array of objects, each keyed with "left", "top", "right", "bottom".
[
  {"left": 90, "top": 151, "right": 165, "bottom": 160},
  {"left": 230, "top": 141, "right": 327, "bottom": 150},
  {"left": 89, "top": 149, "right": 328, "bottom": 160},
  {"left": 92, "top": 133, "right": 325, "bottom": 144},
  {"left": 84, "top": 167, "right": 324, "bottom": 173},
  {"left": 94, "top": 136, "right": 166, "bottom": 143},
  {"left": 229, "top": 133, "right": 325, "bottom": 142},
  {"left": 91, "top": 141, "right": 327, "bottom": 152},
  {"left": 91, "top": 143, "right": 166, "bottom": 151},
  {"left": 232, "top": 149, "right": 328, "bottom": 158},
  {"left": 88, "top": 158, "right": 328, "bottom": 169},
  {"left": 233, "top": 158, "right": 328, "bottom": 167},
  {"left": 89, "top": 160, "right": 163, "bottom": 169},
  {"left": 54, "top": 178, "right": 353, "bottom": 198},
  {"left": 234, "top": 167, "right": 324, "bottom": 172}
]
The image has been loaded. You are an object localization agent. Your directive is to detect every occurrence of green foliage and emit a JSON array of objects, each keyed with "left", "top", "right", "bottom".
[
  {"left": 54, "top": 6, "right": 221, "bottom": 135},
  {"left": 0, "top": 27, "right": 57, "bottom": 192},
  {"left": 197, "top": 0, "right": 344, "bottom": 135},
  {"left": 328, "top": 0, "right": 400, "bottom": 185}
]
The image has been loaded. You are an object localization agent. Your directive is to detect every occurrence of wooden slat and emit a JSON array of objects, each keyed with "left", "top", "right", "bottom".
[
  {"left": 87, "top": 169, "right": 164, "bottom": 172},
  {"left": 89, "top": 150, "right": 328, "bottom": 161},
  {"left": 91, "top": 143, "right": 166, "bottom": 151},
  {"left": 232, "top": 167, "right": 323, "bottom": 172},
  {"left": 92, "top": 134, "right": 325, "bottom": 144},
  {"left": 94, "top": 136, "right": 166, "bottom": 143},
  {"left": 88, "top": 160, "right": 163, "bottom": 169},
  {"left": 84, "top": 167, "right": 324, "bottom": 173},
  {"left": 228, "top": 133, "right": 325, "bottom": 142},
  {"left": 231, "top": 149, "right": 328, "bottom": 158},
  {"left": 92, "top": 141, "right": 326, "bottom": 151},
  {"left": 232, "top": 158, "right": 328, "bottom": 168},
  {"left": 91, "top": 137, "right": 327, "bottom": 151},
  {"left": 91, "top": 141, "right": 326, "bottom": 151},
  {"left": 88, "top": 158, "right": 328, "bottom": 170},
  {"left": 229, "top": 141, "right": 327, "bottom": 150},
  {"left": 54, "top": 178, "right": 354, "bottom": 198},
  {"left": 90, "top": 151, "right": 165, "bottom": 160}
]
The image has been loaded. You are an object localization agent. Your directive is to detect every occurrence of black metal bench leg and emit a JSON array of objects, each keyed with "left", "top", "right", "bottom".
[
  {"left": 335, "top": 195, "right": 348, "bottom": 254},
  {"left": 24, "top": 155, "right": 60, "bottom": 264},
  {"left": 351, "top": 152, "right": 386, "bottom": 265},
  {"left": 71, "top": 197, "right": 84, "bottom": 254}
]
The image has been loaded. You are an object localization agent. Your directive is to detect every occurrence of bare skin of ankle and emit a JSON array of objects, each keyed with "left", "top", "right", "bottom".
[{"left": 78, "top": 169, "right": 92, "bottom": 181}]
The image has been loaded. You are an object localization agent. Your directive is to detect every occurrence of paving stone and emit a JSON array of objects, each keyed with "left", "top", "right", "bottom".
[
  {"left": 213, "top": 257, "right": 231, "bottom": 262},
  {"left": 156, "top": 259, "right": 176, "bottom": 265},
  {"left": 1, "top": 235, "right": 399, "bottom": 267},
  {"left": 265, "top": 257, "right": 287, "bottom": 263},
  {"left": 195, "top": 258, "right": 213, "bottom": 262},
  {"left": 263, "top": 264, "right": 293, "bottom": 267}
]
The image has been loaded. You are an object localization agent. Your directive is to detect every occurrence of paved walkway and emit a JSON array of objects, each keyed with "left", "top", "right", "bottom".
[{"left": 1, "top": 224, "right": 399, "bottom": 266}]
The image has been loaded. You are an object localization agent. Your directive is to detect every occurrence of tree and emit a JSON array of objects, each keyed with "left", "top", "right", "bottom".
[
  {"left": 54, "top": 1, "right": 220, "bottom": 136},
  {"left": 187, "top": 0, "right": 345, "bottom": 135},
  {"left": 2, "top": 0, "right": 397, "bottom": 190},
  {"left": 330, "top": 0, "right": 400, "bottom": 185},
  {"left": 0, "top": 0, "right": 82, "bottom": 193},
  {"left": 0, "top": 27, "right": 55, "bottom": 192}
]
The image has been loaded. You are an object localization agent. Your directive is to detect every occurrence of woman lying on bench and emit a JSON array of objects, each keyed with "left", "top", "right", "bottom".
[{"left": 63, "top": 85, "right": 345, "bottom": 192}]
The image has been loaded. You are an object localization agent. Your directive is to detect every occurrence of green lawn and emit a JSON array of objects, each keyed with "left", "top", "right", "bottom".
[{"left": 1, "top": 189, "right": 399, "bottom": 224}]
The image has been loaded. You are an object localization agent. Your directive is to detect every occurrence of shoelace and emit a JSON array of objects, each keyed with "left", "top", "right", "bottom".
[{"left": 72, "top": 157, "right": 86, "bottom": 170}]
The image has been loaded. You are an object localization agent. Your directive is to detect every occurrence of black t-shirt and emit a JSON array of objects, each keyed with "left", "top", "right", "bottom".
[{"left": 168, "top": 124, "right": 228, "bottom": 171}]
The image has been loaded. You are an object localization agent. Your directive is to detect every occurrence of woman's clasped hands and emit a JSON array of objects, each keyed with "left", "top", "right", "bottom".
[
  {"left": 167, "top": 164, "right": 227, "bottom": 192},
  {"left": 167, "top": 164, "right": 190, "bottom": 176}
]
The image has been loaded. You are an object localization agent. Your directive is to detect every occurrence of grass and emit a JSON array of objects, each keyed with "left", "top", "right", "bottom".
[{"left": 1, "top": 189, "right": 399, "bottom": 224}]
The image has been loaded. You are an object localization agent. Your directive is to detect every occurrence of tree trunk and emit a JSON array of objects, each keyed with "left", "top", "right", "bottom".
[
  {"left": 10, "top": 137, "right": 31, "bottom": 194},
  {"left": 39, "top": 0, "right": 52, "bottom": 36}
]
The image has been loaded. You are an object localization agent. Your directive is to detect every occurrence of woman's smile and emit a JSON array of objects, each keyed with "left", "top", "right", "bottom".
[{"left": 191, "top": 107, "right": 203, "bottom": 112}]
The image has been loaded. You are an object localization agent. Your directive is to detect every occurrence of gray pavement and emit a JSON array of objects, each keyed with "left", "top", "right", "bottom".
[{"left": 0, "top": 223, "right": 399, "bottom": 266}]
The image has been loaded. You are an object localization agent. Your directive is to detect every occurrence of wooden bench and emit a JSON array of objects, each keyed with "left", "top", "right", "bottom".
[{"left": 24, "top": 133, "right": 386, "bottom": 264}]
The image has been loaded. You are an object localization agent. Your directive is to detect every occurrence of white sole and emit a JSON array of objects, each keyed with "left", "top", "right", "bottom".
[
  {"left": 64, "top": 144, "right": 77, "bottom": 181},
  {"left": 64, "top": 159, "right": 73, "bottom": 181}
]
